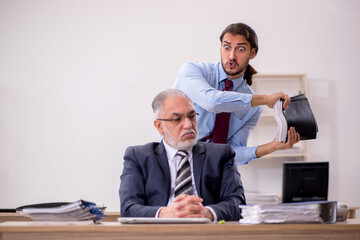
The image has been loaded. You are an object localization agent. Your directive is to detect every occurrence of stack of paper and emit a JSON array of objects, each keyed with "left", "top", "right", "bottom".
[
  {"left": 245, "top": 192, "right": 279, "bottom": 205},
  {"left": 18, "top": 200, "right": 106, "bottom": 222},
  {"left": 273, "top": 99, "right": 287, "bottom": 143},
  {"left": 239, "top": 201, "right": 337, "bottom": 224}
]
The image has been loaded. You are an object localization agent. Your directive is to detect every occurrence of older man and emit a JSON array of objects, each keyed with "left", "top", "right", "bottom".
[{"left": 119, "top": 89, "right": 245, "bottom": 221}]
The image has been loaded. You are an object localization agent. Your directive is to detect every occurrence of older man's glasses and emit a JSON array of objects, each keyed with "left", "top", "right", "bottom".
[{"left": 157, "top": 113, "right": 199, "bottom": 125}]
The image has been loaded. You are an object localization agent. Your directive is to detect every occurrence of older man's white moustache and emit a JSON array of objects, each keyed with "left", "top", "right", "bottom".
[{"left": 181, "top": 130, "right": 197, "bottom": 139}]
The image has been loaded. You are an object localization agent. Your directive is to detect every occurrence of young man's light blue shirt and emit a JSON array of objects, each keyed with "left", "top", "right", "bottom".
[{"left": 174, "top": 62, "right": 262, "bottom": 165}]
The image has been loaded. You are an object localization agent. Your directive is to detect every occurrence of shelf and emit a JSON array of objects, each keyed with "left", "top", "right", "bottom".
[
  {"left": 254, "top": 74, "right": 306, "bottom": 79},
  {"left": 249, "top": 74, "right": 310, "bottom": 162},
  {"left": 252, "top": 74, "right": 308, "bottom": 98},
  {"left": 260, "top": 153, "right": 309, "bottom": 159},
  {"left": 242, "top": 74, "right": 310, "bottom": 201}
]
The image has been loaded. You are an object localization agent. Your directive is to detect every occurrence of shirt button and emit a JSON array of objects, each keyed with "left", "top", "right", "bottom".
[
  {"left": 244, "top": 105, "right": 247, "bottom": 108},
  {"left": 249, "top": 155, "right": 252, "bottom": 158}
]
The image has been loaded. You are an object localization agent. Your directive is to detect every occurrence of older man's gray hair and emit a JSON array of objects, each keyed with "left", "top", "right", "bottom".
[{"left": 152, "top": 89, "right": 193, "bottom": 119}]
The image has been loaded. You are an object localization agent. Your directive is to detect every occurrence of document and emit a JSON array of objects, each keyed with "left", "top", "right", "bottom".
[
  {"left": 245, "top": 192, "right": 279, "bottom": 205},
  {"left": 274, "top": 100, "right": 287, "bottom": 143}
]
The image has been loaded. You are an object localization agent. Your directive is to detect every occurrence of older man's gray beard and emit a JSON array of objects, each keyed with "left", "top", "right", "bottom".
[{"left": 162, "top": 127, "right": 198, "bottom": 150}]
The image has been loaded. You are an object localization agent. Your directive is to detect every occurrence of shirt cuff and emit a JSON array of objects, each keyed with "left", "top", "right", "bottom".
[
  {"left": 155, "top": 207, "right": 162, "bottom": 218},
  {"left": 235, "top": 145, "right": 258, "bottom": 165},
  {"left": 239, "top": 93, "right": 253, "bottom": 104},
  {"left": 238, "top": 101, "right": 252, "bottom": 110},
  {"left": 205, "top": 206, "right": 217, "bottom": 222}
]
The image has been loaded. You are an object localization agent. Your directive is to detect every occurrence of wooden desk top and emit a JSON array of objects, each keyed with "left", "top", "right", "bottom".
[{"left": 1, "top": 219, "right": 360, "bottom": 240}]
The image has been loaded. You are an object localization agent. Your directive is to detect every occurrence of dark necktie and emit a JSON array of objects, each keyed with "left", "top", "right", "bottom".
[
  {"left": 174, "top": 150, "right": 193, "bottom": 197},
  {"left": 210, "top": 79, "right": 233, "bottom": 143}
]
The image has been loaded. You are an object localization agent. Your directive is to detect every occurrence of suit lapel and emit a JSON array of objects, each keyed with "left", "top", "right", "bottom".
[
  {"left": 192, "top": 143, "right": 205, "bottom": 196},
  {"left": 154, "top": 142, "right": 171, "bottom": 196}
]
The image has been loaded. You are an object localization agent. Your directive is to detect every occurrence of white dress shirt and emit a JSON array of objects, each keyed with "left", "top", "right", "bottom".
[{"left": 155, "top": 140, "right": 217, "bottom": 221}]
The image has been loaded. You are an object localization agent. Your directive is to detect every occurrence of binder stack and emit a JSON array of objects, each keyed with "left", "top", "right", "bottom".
[{"left": 17, "top": 200, "right": 106, "bottom": 222}]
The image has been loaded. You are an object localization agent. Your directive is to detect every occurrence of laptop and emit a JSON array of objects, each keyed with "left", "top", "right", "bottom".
[{"left": 118, "top": 217, "right": 212, "bottom": 224}]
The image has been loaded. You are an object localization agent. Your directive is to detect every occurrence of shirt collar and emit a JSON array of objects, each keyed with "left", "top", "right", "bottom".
[
  {"left": 218, "top": 62, "right": 245, "bottom": 90},
  {"left": 162, "top": 140, "right": 193, "bottom": 160}
]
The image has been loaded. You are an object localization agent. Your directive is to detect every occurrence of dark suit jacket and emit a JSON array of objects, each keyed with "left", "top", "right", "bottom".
[{"left": 119, "top": 142, "right": 246, "bottom": 221}]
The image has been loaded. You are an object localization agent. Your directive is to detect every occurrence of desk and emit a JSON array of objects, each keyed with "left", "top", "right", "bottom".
[
  {"left": 1, "top": 219, "right": 360, "bottom": 240},
  {"left": 0, "top": 207, "right": 360, "bottom": 223},
  {"left": 1, "top": 209, "right": 358, "bottom": 222}
]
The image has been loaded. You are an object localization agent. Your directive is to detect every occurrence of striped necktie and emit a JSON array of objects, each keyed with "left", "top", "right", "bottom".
[{"left": 174, "top": 150, "right": 193, "bottom": 197}]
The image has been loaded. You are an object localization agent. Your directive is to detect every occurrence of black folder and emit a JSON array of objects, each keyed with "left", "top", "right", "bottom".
[
  {"left": 284, "top": 94, "right": 318, "bottom": 140},
  {"left": 274, "top": 94, "right": 318, "bottom": 142}
]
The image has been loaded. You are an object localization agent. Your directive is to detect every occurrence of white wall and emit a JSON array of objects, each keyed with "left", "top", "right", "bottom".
[{"left": 1, "top": 0, "right": 359, "bottom": 214}]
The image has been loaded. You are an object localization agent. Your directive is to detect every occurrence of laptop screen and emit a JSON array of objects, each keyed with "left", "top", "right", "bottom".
[{"left": 282, "top": 162, "right": 329, "bottom": 203}]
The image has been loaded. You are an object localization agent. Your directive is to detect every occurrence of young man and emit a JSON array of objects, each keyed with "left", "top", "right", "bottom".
[
  {"left": 119, "top": 89, "right": 245, "bottom": 221},
  {"left": 174, "top": 22, "right": 300, "bottom": 165}
]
